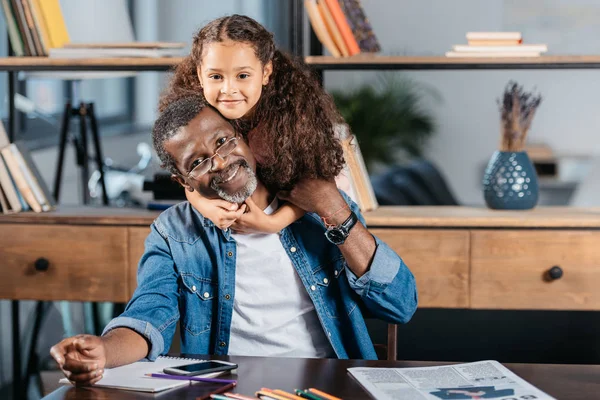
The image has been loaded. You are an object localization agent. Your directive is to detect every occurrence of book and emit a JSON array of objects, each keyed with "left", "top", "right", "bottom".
[
  {"left": 339, "top": 0, "right": 381, "bottom": 53},
  {"left": 304, "top": 0, "right": 342, "bottom": 57},
  {"left": 0, "top": 154, "right": 23, "bottom": 213},
  {"left": 48, "top": 46, "right": 184, "bottom": 58},
  {"left": 36, "top": 0, "right": 69, "bottom": 49},
  {"left": 335, "top": 124, "right": 378, "bottom": 212},
  {"left": 445, "top": 51, "right": 541, "bottom": 58},
  {"left": 317, "top": 0, "right": 350, "bottom": 57},
  {"left": 58, "top": 355, "right": 228, "bottom": 393},
  {"left": 466, "top": 31, "right": 522, "bottom": 41},
  {"left": 324, "top": 0, "right": 360, "bottom": 56},
  {"left": 0, "top": 145, "right": 42, "bottom": 212},
  {"left": 1, "top": 0, "right": 25, "bottom": 56},
  {"left": 11, "top": 141, "right": 55, "bottom": 210},
  {"left": 452, "top": 44, "right": 547, "bottom": 53},
  {"left": 348, "top": 360, "right": 556, "bottom": 400},
  {"left": 11, "top": 0, "right": 36, "bottom": 55},
  {"left": 64, "top": 42, "right": 185, "bottom": 49},
  {"left": 467, "top": 39, "right": 522, "bottom": 46}
]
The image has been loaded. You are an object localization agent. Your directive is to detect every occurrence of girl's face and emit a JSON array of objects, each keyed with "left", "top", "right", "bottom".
[{"left": 197, "top": 40, "right": 272, "bottom": 120}]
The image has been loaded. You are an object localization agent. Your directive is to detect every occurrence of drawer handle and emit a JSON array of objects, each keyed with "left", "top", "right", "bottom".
[
  {"left": 547, "top": 266, "right": 563, "bottom": 281},
  {"left": 34, "top": 258, "right": 50, "bottom": 272}
]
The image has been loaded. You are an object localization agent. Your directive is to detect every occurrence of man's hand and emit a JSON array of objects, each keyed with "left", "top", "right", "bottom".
[
  {"left": 186, "top": 189, "right": 246, "bottom": 229},
  {"left": 50, "top": 335, "right": 106, "bottom": 386},
  {"left": 278, "top": 178, "right": 345, "bottom": 218}
]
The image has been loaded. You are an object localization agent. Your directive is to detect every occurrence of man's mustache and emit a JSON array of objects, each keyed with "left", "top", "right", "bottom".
[{"left": 210, "top": 160, "right": 248, "bottom": 186}]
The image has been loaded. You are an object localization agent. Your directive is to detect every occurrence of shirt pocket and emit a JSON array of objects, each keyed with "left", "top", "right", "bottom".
[
  {"left": 179, "top": 274, "right": 215, "bottom": 336},
  {"left": 312, "top": 259, "right": 350, "bottom": 319}
]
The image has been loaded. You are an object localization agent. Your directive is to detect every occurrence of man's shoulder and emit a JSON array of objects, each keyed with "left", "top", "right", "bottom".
[{"left": 153, "top": 201, "right": 213, "bottom": 244}]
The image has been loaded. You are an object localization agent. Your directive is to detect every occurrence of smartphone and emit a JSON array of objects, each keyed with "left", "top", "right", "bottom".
[{"left": 163, "top": 360, "right": 238, "bottom": 376}]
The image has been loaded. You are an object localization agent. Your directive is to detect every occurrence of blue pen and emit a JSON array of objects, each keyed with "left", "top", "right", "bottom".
[{"left": 144, "top": 372, "right": 237, "bottom": 384}]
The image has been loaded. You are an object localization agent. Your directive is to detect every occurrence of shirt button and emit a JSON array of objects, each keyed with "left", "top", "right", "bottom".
[
  {"left": 310, "top": 285, "right": 316, "bottom": 291},
  {"left": 334, "top": 270, "right": 339, "bottom": 276},
  {"left": 227, "top": 251, "right": 233, "bottom": 257},
  {"left": 203, "top": 292, "right": 210, "bottom": 298},
  {"left": 219, "top": 341, "right": 226, "bottom": 347},
  {"left": 191, "top": 285, "right": 197, "bottom": 292},
  {"left": 224, "top": 294, "right": 231, "bottom": 300},
  {"left": 290, "top": 247, "right": 297, "bottom": 253},
  {"left": 323, "top": 278, "right": 329, "bottom": 284}
]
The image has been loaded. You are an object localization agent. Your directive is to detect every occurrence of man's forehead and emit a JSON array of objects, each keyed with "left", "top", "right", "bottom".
[{"left": 188, "top": 107, "right": 232, "bottom": 137}]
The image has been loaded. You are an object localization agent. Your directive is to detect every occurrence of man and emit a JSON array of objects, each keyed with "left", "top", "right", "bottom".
[{"left": 51, "top": 96, "right": 417, "bottom": 385}]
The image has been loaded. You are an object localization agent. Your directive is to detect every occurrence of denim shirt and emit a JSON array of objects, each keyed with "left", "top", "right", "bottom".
[{"left": 104, "top": 194, "right": 418, "bottom": 360}]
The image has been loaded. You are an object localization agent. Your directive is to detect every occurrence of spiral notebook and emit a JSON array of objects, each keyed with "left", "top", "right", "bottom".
[{"left": 59, "top": 356, "right": 223, "bottom": 393}]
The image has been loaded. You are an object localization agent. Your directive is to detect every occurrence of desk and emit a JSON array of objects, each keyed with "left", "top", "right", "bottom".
[
  {"left": 3, "top": 205, "right": 600, "bottom": 395},
  {"left": 42, "top": 355, "right": 600, "bottom": 400}
]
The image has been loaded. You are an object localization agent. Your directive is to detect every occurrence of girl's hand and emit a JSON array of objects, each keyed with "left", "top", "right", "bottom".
[
  {"left": 185, "top": 190, "right": 246, "bottom": 230},
  {"left": 231, "top": 197, "right": 279, "bottom": 234}
]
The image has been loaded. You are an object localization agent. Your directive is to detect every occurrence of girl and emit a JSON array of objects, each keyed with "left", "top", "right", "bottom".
[{"left": 159, "top": 14, "right": 346, "bottom": 232}]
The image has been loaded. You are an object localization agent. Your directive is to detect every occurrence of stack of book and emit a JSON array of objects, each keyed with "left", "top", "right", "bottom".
[
  {"left": 49, "top": 42, "right": 185, "bottom": 59},
  {"left": 1, "top": 0, "right": 69, "bottom": 56},
  {"left": 0, "top": 121, "right": 55, "bottom": 214},
  {"left": 446, "top": 32, "right": 548, "bottom": 58},
  {"left": 304, "top": 0, "right": 380, "bottom": 58}
]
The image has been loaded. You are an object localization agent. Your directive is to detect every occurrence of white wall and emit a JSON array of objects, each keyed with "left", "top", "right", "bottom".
[{"left": 323, "top": 0, "right": 600, "bottom": 205}]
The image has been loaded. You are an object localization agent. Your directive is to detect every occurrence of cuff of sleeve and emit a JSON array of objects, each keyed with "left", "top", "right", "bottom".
[
  {"left": 102, "top": 316, "right": 165, "bottom": 361},
  {"left": 346, "top": 237, "right": 401, "bottom": 295}
]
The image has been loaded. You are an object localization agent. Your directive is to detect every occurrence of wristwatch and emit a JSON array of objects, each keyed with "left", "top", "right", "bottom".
[{"left": 324, "top": 211, "right": 358, "bottom": 245}]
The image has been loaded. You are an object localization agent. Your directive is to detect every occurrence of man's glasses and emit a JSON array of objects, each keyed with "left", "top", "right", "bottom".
[{"left": 187, "top": 137, "right": 239, "bottom": 180}]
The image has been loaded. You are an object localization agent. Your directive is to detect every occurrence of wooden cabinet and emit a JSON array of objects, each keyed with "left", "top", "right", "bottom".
[
  {"left": 0, "top": 224, "right": 130, "bottom": 302},
  {"left": 3, "top": 206, "right": 600, "bottom": 312},
  {"left": 471, "top": 230, "right": 600, "bottom": 310},
  {"left": 371, "top": 229, "right": 469, "bottom": 308}
]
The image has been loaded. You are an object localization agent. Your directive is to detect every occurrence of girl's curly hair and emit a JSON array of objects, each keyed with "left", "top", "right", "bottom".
[{"left": 159, "top": 14, "right": 345, "bottom": 191}]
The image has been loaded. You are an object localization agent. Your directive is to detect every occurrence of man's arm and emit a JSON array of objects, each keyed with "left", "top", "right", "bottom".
[
  {"left": 50, "top": 328, "right": 148, "bottom": 385},
  {"left": 280, "top": 179, "right": 418, "bottom": 324},
  {"left": 51, "top": 221, "right": 182, "bottom": 384}
]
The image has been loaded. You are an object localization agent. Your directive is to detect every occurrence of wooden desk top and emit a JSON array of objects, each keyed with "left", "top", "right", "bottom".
[
  {"left": 43, "top": 355, "right": 600, "bottom": 400},
  {"left": 2, "top": 205, "right": 600, "bottom": 229}
]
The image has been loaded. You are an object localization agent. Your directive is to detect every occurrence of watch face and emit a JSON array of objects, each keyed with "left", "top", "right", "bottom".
[{"left": 325, "top": 227, "right": 347, "bottom": 244}]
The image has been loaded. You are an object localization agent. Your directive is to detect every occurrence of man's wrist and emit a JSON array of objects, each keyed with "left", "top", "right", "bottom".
[{"left": 324, "top": 208, "right": 352, "bottom": 227}]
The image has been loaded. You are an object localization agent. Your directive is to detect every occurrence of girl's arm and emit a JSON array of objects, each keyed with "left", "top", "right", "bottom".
[
  {"left": 231, "top": 198, "right": 305, "bottom": 234},
  {"left": 185, "top": 190, "right": 246, "bottom": 230}
]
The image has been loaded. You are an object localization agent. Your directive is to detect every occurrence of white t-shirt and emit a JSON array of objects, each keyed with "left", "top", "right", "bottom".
[{"left": 227, "top": 198, "right": 335, "bottom": 358}]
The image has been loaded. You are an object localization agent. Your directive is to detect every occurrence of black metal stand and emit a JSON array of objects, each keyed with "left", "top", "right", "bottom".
[{"left": 53, "top": 102, "right": 109, "bottom": 205}]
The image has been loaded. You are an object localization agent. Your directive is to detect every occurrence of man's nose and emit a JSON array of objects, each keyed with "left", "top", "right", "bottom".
[{"left": 210, "top": 154, "right": 228, "bottom": 172}]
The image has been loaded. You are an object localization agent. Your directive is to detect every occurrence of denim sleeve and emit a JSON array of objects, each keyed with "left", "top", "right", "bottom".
[
  {"left": 102, "top": 222, "right": 180, "bottom": 360},
  {"left": 341, "top": 192, "right": 418, "bottom": 324}
]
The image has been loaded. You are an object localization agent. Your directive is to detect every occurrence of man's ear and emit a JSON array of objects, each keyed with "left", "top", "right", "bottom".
[
  {"left": 262, "top": 60, "right": 273, "bottom": 85},
  {"left": 196, "top": 66, "right": 203, "bottom": 88},
  {"left": 171, "top": 174, "right": 194, "bottom": 192}
]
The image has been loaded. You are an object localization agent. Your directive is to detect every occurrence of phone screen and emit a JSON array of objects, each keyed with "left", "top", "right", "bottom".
[{"left": 173, "top": 361, "right": 234, "bottom": 373}]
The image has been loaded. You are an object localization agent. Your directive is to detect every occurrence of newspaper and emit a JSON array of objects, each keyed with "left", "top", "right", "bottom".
[{"left": 348, "top": 360, "right": 556, "bottom": 400}]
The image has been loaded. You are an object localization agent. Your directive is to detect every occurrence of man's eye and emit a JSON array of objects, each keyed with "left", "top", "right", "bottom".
[
  {"left": 190, "top": 159, "right": 203, "bottom": 170},
  {"left": 216, "top": 137, "right": 227, "bottom": 146}
]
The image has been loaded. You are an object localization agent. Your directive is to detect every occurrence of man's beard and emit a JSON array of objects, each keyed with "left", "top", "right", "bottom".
[{"left": 210, "top": 160, "right": 257, "bottom": 203}]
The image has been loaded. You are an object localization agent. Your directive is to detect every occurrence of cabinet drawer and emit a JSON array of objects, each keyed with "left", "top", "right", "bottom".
[
  {"left": 471, "top": 230, "right": 600, "bottom": 310},
  {"left": 0, "top": 224, "right": 129, "bottom": 302},
  {"left": 370, "top": 229, "right": 470, "bottom": 308}
]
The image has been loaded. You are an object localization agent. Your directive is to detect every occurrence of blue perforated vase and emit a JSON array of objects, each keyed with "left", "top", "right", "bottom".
[{"left": 483, "top": 151, "right": 539, "bottom": 210}]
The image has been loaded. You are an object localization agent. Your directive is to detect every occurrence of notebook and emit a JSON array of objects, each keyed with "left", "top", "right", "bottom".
[{"left": 59, "top": 356, "right": 225, "bottom": 393}]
